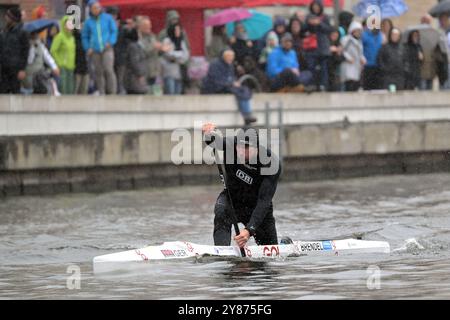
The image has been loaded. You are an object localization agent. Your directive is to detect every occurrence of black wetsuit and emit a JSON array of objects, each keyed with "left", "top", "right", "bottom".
[{"left": 206, "top": 134, "right": 281, "bottom": 246}]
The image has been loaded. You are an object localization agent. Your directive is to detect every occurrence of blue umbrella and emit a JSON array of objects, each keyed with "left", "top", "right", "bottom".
[
  {"left": 226, "top": 10, "right": 273, "bottom": 41},
  {"left": 353, "top": 0, "right": 408, "bottom": 19},
  {"left": 24, "top": 19, "right": 59, "bottom": 34}
]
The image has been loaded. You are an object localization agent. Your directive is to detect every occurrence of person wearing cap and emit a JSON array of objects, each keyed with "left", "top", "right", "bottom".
[
  {"left": 340, "top": 21, "right": 366, "bottom": 92},
  {"left": 82, "top": 0, "right": 118, "bottom": 94},
  {"left": 266, "top": 32, "right": 313, "bottom": 92},
  {"left": 0, "top": 7, "right": 29, "bottom": 94},
  {"left": 201, "top": 123, "right": 282, "bottom": 248}
]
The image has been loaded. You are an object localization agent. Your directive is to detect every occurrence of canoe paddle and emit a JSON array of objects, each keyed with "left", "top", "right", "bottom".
[
  {"left": 217, "top": 159, "right": 246, "bottom": 258},
  {"left": 210, "top": 130, "right": 246, "bottom": 258}
]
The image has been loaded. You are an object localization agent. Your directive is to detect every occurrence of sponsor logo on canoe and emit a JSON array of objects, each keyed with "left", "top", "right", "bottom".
[
  {"left": 135, "top": 249, "right": 148, "bottom": 261},
  {"left": 160, "top": 249, "right": 187, "bottom": 258},
  {"left": 298, "top": 242, "right": 324, "bottom": 252},
  {"left": 184, "top": 242, "right": 194, "bottom": 252},
  {"left": 245, "top": 247, "right": 252, "bottom": 257},
  {"left": 322, "top": 241, "right": 333, "bottom": 251},
  {"left": 263, "top": 245, "right": 280, "bottom": 257},
  {"left": 236, "top": 169, "right": 253, "bottom": 185}
]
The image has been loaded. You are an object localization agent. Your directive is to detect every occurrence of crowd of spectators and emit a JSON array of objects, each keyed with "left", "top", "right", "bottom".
[{"left": 1, "top": 0, "right": 450, "bottom": 102}]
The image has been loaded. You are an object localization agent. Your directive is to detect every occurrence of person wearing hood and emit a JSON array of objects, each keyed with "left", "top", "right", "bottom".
[
  {"left": 403, "top": 30, "right": 424, "bottom": 90},
  {"left": 158, "top": 10, "right": 191, "bottom": 93},
  {"left": 377, "top": 28, "right": 405, "bottom": 91},
  {"left": 338, "top": 11, "right": 354, "bottom": 38},
  {"left": 51, "top": 15, "right": 76, "bottom": 94},
  {"left": 0, "top": 7, "right": 29, "bottom": 94},
  {"left": 304, "top": 0, "right": 333, "bottom": 91},
  {"left": 160, "top": 23, "right": 190, "bottom": 95},
  {"left": 273, "top": 16, "right": 288, "bottom": 41},
  {"left": 82, "top": 0, "right": 118, "bottom": 94},
  {"left": 259, "top": 31, "right": 279, "bottom": 69},
  {"left": 266, "top": 32, "right": 313, "bottom": 92},
  {"left": 158, "top": 10, "right": 191, "bottom": 51},
  {"left": 201, "top": 49, "right": 257, "bottom": 126},
  {"left": 340, "top": 21, "right": 366, "bottom": 92}
]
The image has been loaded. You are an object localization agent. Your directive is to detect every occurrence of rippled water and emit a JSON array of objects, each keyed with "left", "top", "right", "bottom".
[{"left": 1, "top": 173, "right": 450, "bottom": 299}]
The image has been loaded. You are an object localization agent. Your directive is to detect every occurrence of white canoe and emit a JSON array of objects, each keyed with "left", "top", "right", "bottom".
[{"left": 93, "top": 239, "right": 390, "bottom": 274}]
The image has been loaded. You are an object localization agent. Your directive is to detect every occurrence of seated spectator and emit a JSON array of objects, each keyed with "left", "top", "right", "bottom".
[
  {"left": 266, "top": 33, "right": 313, "bottom": 92},
  {"left": 23, "top": 31, "right": 59, "bottom": 94},
  {"left": 259, "top": 31, "right": 278, "bottom": 69},
  {"left": 377, "top": 28, "right": 405, "bottom": 91},
  {"left": 160, "top": 23, "right": 190, "bottom": 95},
  {"left": 201, "top": 49, "right": 257, "bottom": 125},
  {"left": 124, "top": 28, "right": 148, "bottom": 94},
  {"left": 328, "top": 28, "right": 344, "bottom": 92},
  {"left": 404, "top": 30, "right": 424, "bottom": 90},
  {"left": 241, "top": 55, "right": 271, "bottom": 92},
  {"left": 50, "top": 16, "right": 76, "bottom": 94},
  {"left": 340, "top": 21, "right": 366, "bottom": 92},
  {"left": 273, "top": 16, "right": 288, "bottom": 41},
  {"left": 289, "top": 17, "right": 307, "bottom": 66}
]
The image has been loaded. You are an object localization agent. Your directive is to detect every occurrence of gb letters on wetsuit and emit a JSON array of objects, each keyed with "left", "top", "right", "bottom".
[{"left": 204, "top": 131, "right": 282, "bottom": 246}]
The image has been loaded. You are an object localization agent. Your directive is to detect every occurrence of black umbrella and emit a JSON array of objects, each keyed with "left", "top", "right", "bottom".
[{"left": 429, "top": 0, "right": 450, "bottom": 18}]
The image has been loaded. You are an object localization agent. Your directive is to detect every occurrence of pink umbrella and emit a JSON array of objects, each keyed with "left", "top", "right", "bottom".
[{"left": 205, "top": 8, "right": 252, "bottom": 27}]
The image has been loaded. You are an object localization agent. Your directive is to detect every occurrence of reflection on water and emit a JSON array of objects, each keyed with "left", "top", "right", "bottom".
[{"left": 1, "top": 173, "right": 450, "bottom": 299}]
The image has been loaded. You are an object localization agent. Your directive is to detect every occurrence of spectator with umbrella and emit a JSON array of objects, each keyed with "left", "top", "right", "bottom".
[
  {"left": 405, "top": 14, "right": 449, "bottom": 90},
  {"left": 207, "top": 26, "right": 230, "bottom": 61},
  {"left": 205, "top": 9, "right": 252, "bottom": 61},
  {"left": 23, "top": 29, "right": 59, "bottom": 94}
]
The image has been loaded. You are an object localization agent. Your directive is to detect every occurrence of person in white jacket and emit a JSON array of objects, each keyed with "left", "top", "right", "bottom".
[
  {"left": 23, "top": 31, "right": 60, "bottom": 93},
  {"left": 340, "top": 21, "right": 366, "bottom": 91}
]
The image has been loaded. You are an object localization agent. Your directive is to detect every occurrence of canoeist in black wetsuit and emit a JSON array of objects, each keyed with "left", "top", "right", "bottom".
[{"left": 202, "top": 123, "right": 282, "bottom": 249}]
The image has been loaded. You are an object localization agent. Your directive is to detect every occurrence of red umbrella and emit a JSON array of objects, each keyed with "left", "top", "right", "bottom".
[{"left": 205, "top": 8, "right": 252, "bottom": 27}]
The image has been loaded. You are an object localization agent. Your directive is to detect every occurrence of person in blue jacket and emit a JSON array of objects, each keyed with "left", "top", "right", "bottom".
[
  {"left": 266, "top": 33, "right": 313, "bottom": 92},
  {"left": 362, "top": 25, "right": 383, "bottom": 90},
  {"left": 82, "top": 0, "right": 118, "bottom": 94}
]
